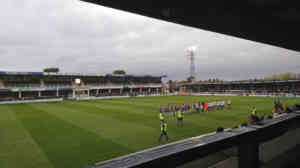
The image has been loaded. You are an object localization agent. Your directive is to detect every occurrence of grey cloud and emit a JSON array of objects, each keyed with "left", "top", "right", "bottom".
[{"left": 0, "top": 0, "right": 300, "bottom": 81}]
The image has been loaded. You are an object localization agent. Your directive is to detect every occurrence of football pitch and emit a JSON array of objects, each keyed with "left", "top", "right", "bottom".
[{"left": 0, "top": 96, "right": 299, "bottom": 168}]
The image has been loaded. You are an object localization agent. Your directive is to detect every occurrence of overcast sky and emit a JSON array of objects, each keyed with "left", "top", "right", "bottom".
[{"left": 1, "top": 0, "right": 300, "bottom": 81}]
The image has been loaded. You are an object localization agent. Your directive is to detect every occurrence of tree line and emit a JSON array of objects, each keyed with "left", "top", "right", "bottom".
[
  {"left": 263, "top": 72, "right": 300, "bottom": 81},
  {"left": 42, "top": 68, "right": 126, "bottom": 75}
]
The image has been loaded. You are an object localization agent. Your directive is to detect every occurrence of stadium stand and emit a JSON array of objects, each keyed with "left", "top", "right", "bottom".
[
  {"left": 180, "top": 80, "right": 300, "bottom": 96},
  {"left": 0, "top": 71, "right": 163, "bottom": 102}
]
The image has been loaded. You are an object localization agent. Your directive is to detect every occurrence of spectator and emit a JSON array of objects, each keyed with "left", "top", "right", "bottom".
[
  {"left": 252, "top": 114, "right": 260, "bottom": 122},
  {"left": 248, "top": 115, "right": 254, "bottom": 125},
  {"left": 283, "top": 103, "right": 288, "bottom": 112},
  {"left": 267, "top": 115, "right": 273, "bottom": 119},
  {"left": 248, "top": 114, "right": 260, "bottom": 125},
  {"left": 262, "top": 113, "right": 268, "bottom": 120},
  {"left": 261, "top": 113, "right": 273, "bottom": 121},
  {"left": 241, "top": 122, "right": 248, "bottom": 127},
  {"left": 216, "top": 127, "right": 224, "bottom": 133}
]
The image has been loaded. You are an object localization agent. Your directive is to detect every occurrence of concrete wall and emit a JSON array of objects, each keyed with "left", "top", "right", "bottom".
[
  {"left": 260, "top": 128, "right": 300, "bottom": 168},
  {"left": 177, "top": 128, "right": 300, "bottom": 168},
  {"left": 178, "top": 147, "right": 238, "bottom": 168}
]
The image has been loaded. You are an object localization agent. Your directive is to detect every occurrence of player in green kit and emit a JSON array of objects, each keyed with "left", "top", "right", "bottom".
[
  {"left": 177, "top": 107, "right": 184, "bottom": 127},
  {"left": 158, "top": 105, "right": 165, "bottom": 123},
  {"left": 158, "top": 120, "right": 168, "bottom": 142},
  {"left": 252, "top": 107, "right": 257, "bottom": 115},
  {"left": 159, "top": 112, "right": 165, "bottom": 123}
]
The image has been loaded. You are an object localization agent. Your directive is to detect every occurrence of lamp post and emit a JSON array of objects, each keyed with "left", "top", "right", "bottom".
[{"left": 74, "top": 78, "right": 81, "bottom": 100}]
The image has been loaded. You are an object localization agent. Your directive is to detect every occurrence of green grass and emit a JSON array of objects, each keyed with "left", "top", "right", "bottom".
[{"left": 0, "top": 96, "right": 299, "bottom": 168}]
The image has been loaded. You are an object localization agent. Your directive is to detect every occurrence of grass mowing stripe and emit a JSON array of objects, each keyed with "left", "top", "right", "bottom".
[
  {"left": 75, "top": 101, "right": 211, "bottom": 145},
  {"left": 80, "top": 100, "right": 155, "bottom": 117},
  {"left": 33, "top": 101, "right": 209, "bottom": 149},
  {"left": 65, "top": 100, "right": 208, "bottom": 139},
  {"left": 62, "top": 101, "right": 158, "bottom": 128},
  {"left": 0, "top": 105, "right": 54, "bottom": 168},
  {"left": 13, "top": 104, "right": 132, "bottom": 168},
  {"left": 50, "top": 101, "right": 157, "bottom": 129},
  {"left": 84, "top": 100, "right": 157, "bottom": 115},
  {"left": 32, "top": 103, "right": 159, "bottom": 151}
]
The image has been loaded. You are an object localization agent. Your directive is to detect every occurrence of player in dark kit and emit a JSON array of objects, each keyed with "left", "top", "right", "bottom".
[
  {"left": 165, "top": 104, "right": 169, "bottom": 115},
  {"left": 197, "top": 102, "right": 201, "bottom": 112},
  {"left": 171, "top": 104, "right": 175, "bottom": 118},
  {"left": 173, "top": 104, "right": 177, "bottom": 118}
]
